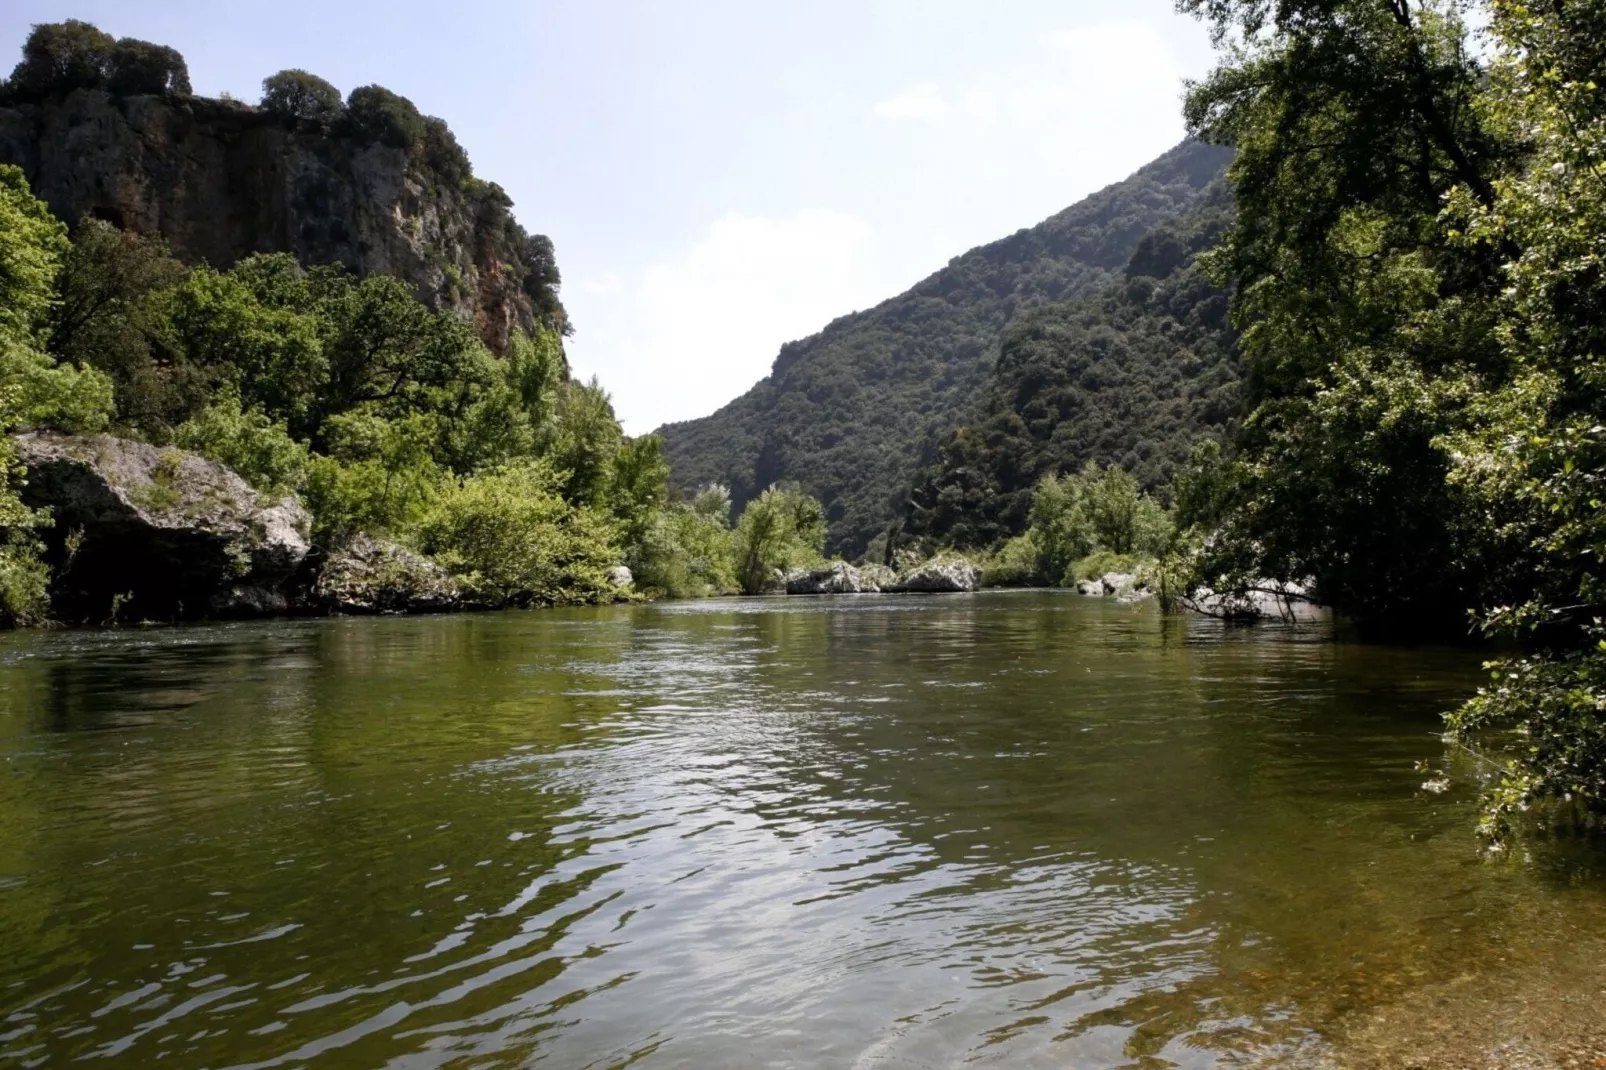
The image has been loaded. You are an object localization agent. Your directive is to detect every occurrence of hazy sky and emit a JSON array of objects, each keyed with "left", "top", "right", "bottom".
[{"left": 0, "top": 2, "right": 1216, "bottom": 432}]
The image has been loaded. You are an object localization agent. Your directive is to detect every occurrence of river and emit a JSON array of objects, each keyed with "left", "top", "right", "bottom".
[{"left": 0, "top": 593, "right": 1602, "bottom": 1068}]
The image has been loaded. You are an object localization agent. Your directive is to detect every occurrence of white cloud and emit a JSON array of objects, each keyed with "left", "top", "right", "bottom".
[
  {"left": 872, "top": 21, "right": 1188, "bottom": 174},
  {"left": 873, "top": 81, "right": 949, "bottom": 121},
  {"left": 565, "top": 211, "right": 881, "bottom": 434}
]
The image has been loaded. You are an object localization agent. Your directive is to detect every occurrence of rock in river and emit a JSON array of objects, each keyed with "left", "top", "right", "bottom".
[
  {"left": 312, "top": 535, "right": 462, "bottom": 615},
  {"left": 786, "top": 562, "right": 876, "bottom": 594},
  {"left": 15, "top": 433, "right": 311, "bottom": 622},
  {"left": 890, "top": 560, "right": 981, "bottom": 593}
]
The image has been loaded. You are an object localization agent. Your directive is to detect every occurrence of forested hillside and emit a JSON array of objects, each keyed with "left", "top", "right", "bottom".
[
  {"left": 903, "top": 184, "right": 1237, "bottom": 549},
  {"left": 658, "top": 140, "right": 1233, "bottom": 557}
]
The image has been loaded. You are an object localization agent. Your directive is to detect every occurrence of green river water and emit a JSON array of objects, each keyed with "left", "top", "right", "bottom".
[{"left": 1, "top": 593, "right": 1603, "bottom": 1068}]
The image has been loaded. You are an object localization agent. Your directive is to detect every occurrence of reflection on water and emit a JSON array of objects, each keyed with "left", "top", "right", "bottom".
[{"left": 0, "top": 594, "right": 1602, "bottom": 1068}]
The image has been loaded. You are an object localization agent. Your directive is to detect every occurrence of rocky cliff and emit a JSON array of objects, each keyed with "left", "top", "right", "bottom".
[{"left": 0, "top": 88, "right": 559, "bottom": 352}]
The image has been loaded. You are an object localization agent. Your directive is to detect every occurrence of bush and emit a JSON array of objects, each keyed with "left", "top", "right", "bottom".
[
  {"left": 417, "top": 460, "right": 617, "bottom": 606},
  {"left": 629, "top": 488, "right": 738, "bottom": 598},
  {"left": 174, "top": 391, "right": 308, "bottom": 495},
  {"left": 346, "top": 85, "right": 425, "bottom": 149},
  {"left": 261, "top": 69, "right": 343, "bottom": 121},
  {"left": 0, "top": 339, "right": 115, "bottom": 434},
  {"left": 980, "top": 533, "right": 1042, "bottom": 588},
  {"left": 0, "top": 531, "right": 51, "bottom": 627},
  {"left": 1072, "top": 550, "right": 1142, "bottom": 584},
  {"left": 303, "top": 411, "right": 440, "bottom": 542},
  {"left": 106, "top": 38, "right": 190, "bottom": 95}
]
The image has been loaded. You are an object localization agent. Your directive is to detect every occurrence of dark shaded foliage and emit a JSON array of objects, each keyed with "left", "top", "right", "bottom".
[
  {"left": 522, "top": 234, "right": 568, "bottom": 336},
  {"left": 6, "top": 22, "right": 190, "bottom": 100},
  {"left": 261, "top": 69, "right": 343, "bottom": 122},
  {"left": 6, "top": 20, "right": 113, "bottom": 97},
  {"left": 421, "top": 116, "right": 471, "bottom": 186},
  {"left": 659, "top": 140, "right": 1233, "bottom": 557},
  {"left": 47, "top": 218, "right": 189, "bottom": 435},
  {"left": 105, "top": 39, "right": 190, "bottom": 95},
  {"left": 345, "top": 85, "right": 425, "bottom": 150}
]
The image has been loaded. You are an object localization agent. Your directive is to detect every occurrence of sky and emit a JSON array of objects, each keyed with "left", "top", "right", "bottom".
[{"left": 0, "top": 2, "right": 1218, "bottom": 433}]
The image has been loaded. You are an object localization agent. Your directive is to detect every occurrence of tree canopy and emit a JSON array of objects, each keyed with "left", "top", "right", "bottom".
[{"left": 1173, "top": 0, "right": 1606, "bottom": 834}]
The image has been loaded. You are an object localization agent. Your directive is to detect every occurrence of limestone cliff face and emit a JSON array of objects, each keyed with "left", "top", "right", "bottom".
[{"left": 0, "top": 88, "right": 553, "bottom": 352}]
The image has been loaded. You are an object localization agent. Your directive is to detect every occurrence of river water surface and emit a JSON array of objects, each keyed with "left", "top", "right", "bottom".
[{"left": 1, "top": 593, "right": 1604, "bottom": 1068}]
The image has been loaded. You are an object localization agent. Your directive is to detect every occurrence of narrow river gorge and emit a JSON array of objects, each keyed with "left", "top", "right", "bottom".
[{"left": 1, "top": 594, "right": 1603, "bottom": 1067}]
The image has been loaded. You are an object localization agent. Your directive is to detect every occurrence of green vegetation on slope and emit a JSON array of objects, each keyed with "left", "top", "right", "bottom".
[
  {"left": 0, "top": 158, "right": 646, "bottom": 614},
  {"left": 901, "top": 185, "right": 1238, "bottom": 551},
  {"left": 658, "top": 140, "right": 1233, "bottom": 559}
]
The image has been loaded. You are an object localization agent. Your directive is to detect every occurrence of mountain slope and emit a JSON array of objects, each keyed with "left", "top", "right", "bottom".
[
  {"left": 902, "top": 185, "right": 1238, "bottom": 549},
  {"left": 657, "top": 140, "right": 1234, "bottom": 556}
]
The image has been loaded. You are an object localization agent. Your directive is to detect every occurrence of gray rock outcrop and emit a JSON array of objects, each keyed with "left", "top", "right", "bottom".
[
  {"left": 786, "top": 562, "right": 876, "bottom": 594},
  {"left": 890, "top": 560, "right": 981, "bottom": 593},
  {"left": 1180, "top": 581, "right": 1329, "bottom": 623},
  {"left": 0, "top": 89, "right": 555, "bottom": 352},
  {"left": 312, "top": 535, "right": 462, "bottom": 615},
  {"left": 607, "top": 565, "right": 634, "bottom": 589},
  {"left": 15, "top": 433, "right": 311, "bottom": 621}
]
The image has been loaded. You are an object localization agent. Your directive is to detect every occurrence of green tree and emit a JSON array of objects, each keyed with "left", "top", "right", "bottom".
[
  {"left": 1027, "top": 472, "right": 1092, "bottom": 584},
  {"left": 1181, "top": 0, "right": 1606, "bottom": 833},
  {"left": 1179, "top": 0, "right": 1514, "bottom": 629},
  {"left": 345, "top": 85, "right": 425, "bottom": 149},
  {"left": 105, "top": 38, "right": 190, "bottom": 95},
  {"left": 160, "top": 256, "right": 327, "bottom": 431},
  {"left": 261, "top": 69, "right": 343, "bottom": 121},
  {"left": 0, "top": 165, "right": 67, "bottom": 347},
  {"left": 732, "top": 484, "right": 826, "bottom": 595},
  {"left": 1429, "top": 0, "right": 1606, "bottom": 836},
  {"left": 0, "top": 169, "right": 115, "bottom": 623},
  {"left": 545, "top": 378, "right": 623, "bottom": 507},
  {"left": 7, "top": 20, "right": 114, "bottom": 98},
  {"left": 48, "top": 219, "right": 187, "bottom": 435}
]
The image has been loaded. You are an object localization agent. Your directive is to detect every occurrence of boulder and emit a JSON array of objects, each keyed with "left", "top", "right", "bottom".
[
  {"left": 312, "top": 535, "right": 462, "bottom": 615},
  {"left": 890, "top": 560, "right": 981, "bottom": 593},
  {"left": 786, "top": 561, "right": 874, "bottom": 594},
  {"left": 15, "top": 433, "right": 311, "bottom": 622},
  {"left": 607, "top": 565, "right": 634, "bottom": 588},
  {"left": 1180, "top": 581, "right": 1329, "bottom": 622},
  {"left": 1100, "top": 572, "right": 1138, "bottom": 596}
]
